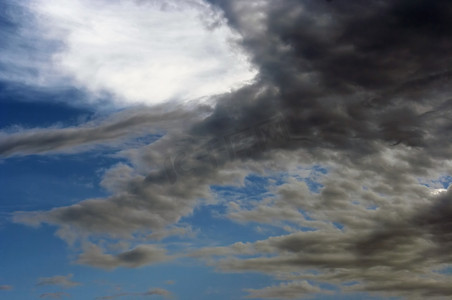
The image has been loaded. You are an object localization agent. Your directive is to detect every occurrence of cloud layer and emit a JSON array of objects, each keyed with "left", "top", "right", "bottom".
[{"left": 3, "top": 0, "right": 452, "bottom": 299}]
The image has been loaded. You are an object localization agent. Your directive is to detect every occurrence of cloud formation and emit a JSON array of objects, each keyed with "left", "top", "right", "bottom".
[
  {"left": 96, "top": 288, "right": 171, "bottom": 299},
  {"left": 77, "top": 244, "right": 170, "bottom": 270},
  {"left": 0, "top": 106, "right": 202, "bottom": 157},
  {"left": 5, "top": 0, "right": 452, "bottom": 298},
  {"left": 245, "top": 280, "right": 326, "bottom": 299},
  {"left": 2, "top": 0, "right": 256, "bottom": 106},
  {"left": 36, "top": 274, "right": 81, "bottom": 288}
]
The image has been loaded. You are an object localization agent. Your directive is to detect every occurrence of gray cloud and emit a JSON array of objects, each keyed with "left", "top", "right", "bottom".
[
  {"left": 37, "top": 274, "right": 80, "bottom": 288},
  {"left": 0, "top": 106, "right": 202, "bottom": 158},
  {"left": 245, "top": 281, "right": 327, "bottom": 299},
  {"left": 39, "top": 292, "right": 70, "bottom": 299},
  {"left": 96, "top": 288, "right": 171, "bottom": 299},
  {"left": 77, "top": 244, "right": 170, "bottom": 270},
  {"left": 197, "top": 181, "right": 452, "bottom": 298}
]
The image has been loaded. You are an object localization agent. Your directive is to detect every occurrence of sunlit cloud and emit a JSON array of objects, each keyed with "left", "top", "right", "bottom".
[{"left": 4, "top": 0, "right": 257, "bottom": 107}]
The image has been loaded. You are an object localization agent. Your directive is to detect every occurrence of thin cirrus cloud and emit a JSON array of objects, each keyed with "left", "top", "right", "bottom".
[
  {"left": 39, "top": 292, "right": 70, "bottom": 299},
  {"left": 36, "top": 274, "right": 81, "bottom": 288},
  {"left": 3, "top": 0, "right": 257, "bottom": 107},
  {"left": 0, "top": 285, "right": 13, "bottom": 291},
  {"left": 96, "top": 288, "right": 171, "bottom": 300}
]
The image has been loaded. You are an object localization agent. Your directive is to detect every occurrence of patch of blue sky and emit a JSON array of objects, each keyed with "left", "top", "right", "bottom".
[
  {"left": 312, "top": 165, "right": 328, "bottom": 175},
  {"left": 438, "top": 175, "right": 452, "bottom": 188},
  {"left": 0, "top": 221, "right": 278, "bottom": 300},
  {"left": 304, "top": 177, "right": 325, "bottom": 193},
  {"left": 180, "top": 204, "right": 270, "bottom": 245},
  {"left": 366, "top": 204, "right": 379, "bottom": 210},
  {"left": 183, "top": 175, "right": 323, "bottom": 249},
  {"left": 300, "top": 209, "right": 315, "bottom": 221},
  {"left": 0, "top": 151, "right": 128, "bottom": 213},
  {"left": 0, "top": 84, "right": 164, "bottom": 213},
  {"left": 211, "top": 166, "right": 327, "bottom": 205},
  {"left": 181, "top": 207, "right": 314, "bottom": 252},
  {"left": 210, "top": 174, "right": 275, "bottom": 208},
  {"left": 287, "top": 164, "right": 328, "bottom": 193},
  {"left": 146, "top": 261, "right": 275, "bottom": 300},
  {"left": 434, "top": 265, "right": 452, "bottom": 275},
  {"left": 333, "top": 222, "right": 345, "bottom": 230},
  {"left": 418, "top": 174, "right": 452, "bottom": 190},
  {"left": 0, "top": 223, "right": 73, "bottom": 299},
  {"left": 48, "top": 256, "right": 277, "bottom": 300},
  {"left": 0, "top": 86, "right": 95, "bottom": 130}
]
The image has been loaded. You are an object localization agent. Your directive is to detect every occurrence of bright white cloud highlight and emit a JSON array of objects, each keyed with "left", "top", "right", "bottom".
[{"left": 24, "top": 0, "right": 256, "bottom": 106}]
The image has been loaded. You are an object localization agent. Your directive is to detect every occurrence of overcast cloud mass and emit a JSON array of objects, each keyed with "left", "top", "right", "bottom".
[{"left": 1, "top": 0, "right": 452, "bottom": 299}]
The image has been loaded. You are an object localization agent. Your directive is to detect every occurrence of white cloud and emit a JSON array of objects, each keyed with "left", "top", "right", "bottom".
[
  {"left": 20, "top": 0, "right": 256, "bottom": 106},
  {"left": 430, "top": 188, "right": 447, "bottom": 195}
]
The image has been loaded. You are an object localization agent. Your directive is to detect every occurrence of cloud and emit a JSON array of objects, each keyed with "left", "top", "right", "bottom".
[
  {"left": 96, "top": 288, "right": 171, "bottom": 299},
  {"left": 0, "top": 285, "right": 13, "bottom": 291},
  {"left": 40, "top": 292, "right": 70, "bottom": 299},
  {"left": 2, "top": 0, "right": 256, "bottom": 107},
  {"left": 37, "top": 274, "right": 80, "bottom": 288},
  {"left": 11, "top": 119, "right": 253, "bottom": 243},
  {"left": 0, "top": 1, "right": 61, "bottom": 88},
  {"left": 197, "top": 180, "right": 452, "bottom": 298},
  {"left": 245, "top": 281, "right": 327, "bottom": 299},
  {"left": 0, "top": 106, "right": 201, "bottom": 158},
  {"left": 7, "top": 0, "right": 452, "bottom": 298},
  {"left": 77, "top": 244, "right": 170, "bottom": 269}
]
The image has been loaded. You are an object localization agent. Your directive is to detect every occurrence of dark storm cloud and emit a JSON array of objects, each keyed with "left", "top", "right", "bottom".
[
  {"left": 188, "top": 0, "right": 452, "bottom": 298},
  {"left": 201, "top": 0, "right": 452, "bottom": 158},
  {"left": 354, "top": 188, "right": 452, "bottom": 261}
]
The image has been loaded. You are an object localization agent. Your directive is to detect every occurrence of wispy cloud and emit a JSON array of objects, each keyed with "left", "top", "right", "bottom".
[
  {"left": 0, "top": 106, "right": 200, "bottom": 157},
  {"left": 96, "top": 288, "right": 171, "bottom": 299},
  {"left": 39, "top": 292, "right": 70, "bottom": 299},
  {"left": 37, "top": 274, "right": 81, "bottom": 288},
  {"left": 245, "top": 281, "right": 328, "bottom": 299},
  {"left": 0, "top": 285, "right": 13, "bottom": 291}
]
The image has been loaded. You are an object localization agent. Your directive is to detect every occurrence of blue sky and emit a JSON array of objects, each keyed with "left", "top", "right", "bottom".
[{"left": 2, "top": 1, "right": 452, "bottom": 299}]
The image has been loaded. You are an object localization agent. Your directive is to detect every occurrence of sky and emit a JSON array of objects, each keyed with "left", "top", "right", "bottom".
[{"left": 1, "top": 0, "right": 452, "bottom": 299}]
